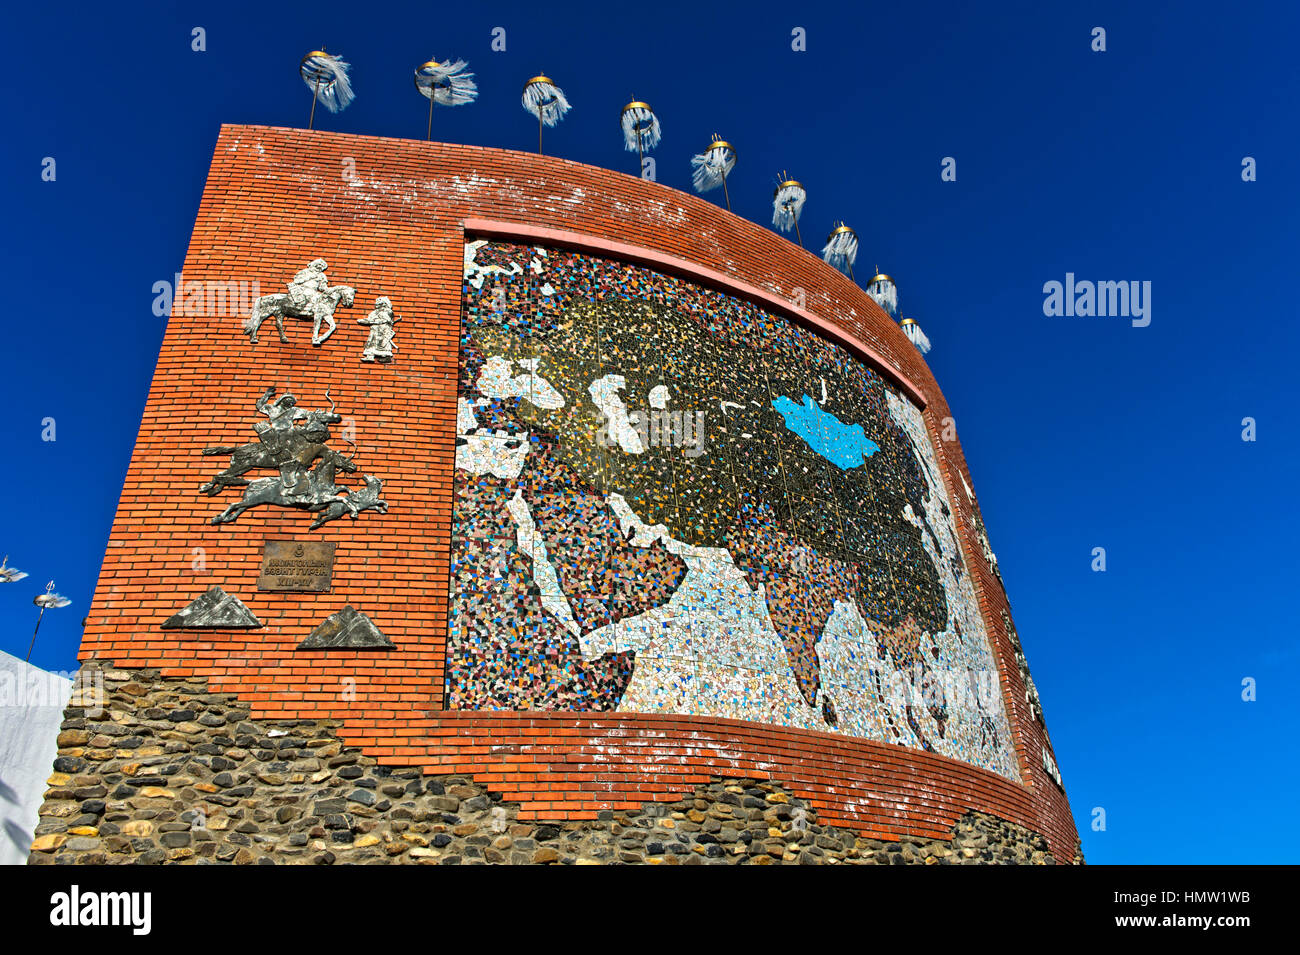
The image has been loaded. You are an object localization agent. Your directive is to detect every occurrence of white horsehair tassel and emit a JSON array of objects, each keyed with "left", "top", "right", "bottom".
[
  {"left": 902, "top": 318, "right": 932, "bottom": 354},
  {"left": 0, "top": 555, "right": 28, "bottom": 583},
  {"left": 301, "top": 52, "right": 355, "bottom": 112},
  {"left": 772, "top": 180, "right": 806, "bottom": 232},
  {"left": 621, "top": 103, "right": 661, "bottom": 152},
  {"left": 691, "top": 140, "right": 736, "bottom": 193},
  {"left": 821, "top": 224, "right": 858, "bottom": 273},
  {"left": 522, "top": 76, "right": 570, "bottom": 127},
  {"left": 869, "top": 277, "right": 898, "bottom": 318},
  {"left": 416, "top": 59, "right": 478, "bottom": 106}
]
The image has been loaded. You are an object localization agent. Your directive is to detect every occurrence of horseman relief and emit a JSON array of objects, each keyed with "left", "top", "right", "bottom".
[
  {"left": 243, "top": 259, "right": 356, "bottom": 346},
  {"left": 200, "top": 388, "right": 388, "bottom": 529}
]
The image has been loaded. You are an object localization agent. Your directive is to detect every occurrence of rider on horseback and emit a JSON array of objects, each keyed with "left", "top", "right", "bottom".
[
  {"left": 248, "top": 388, "right": 311, "bottom": 491},
  {"left": 288, "top": 259, "right": 329, "bottom": 311},
  {"left": 202, "top": 387, "right": 387, "bottom": 529},
  {"left": 243, "top": 259, "right": 354, "bottom": 346},
  {"left": 253, "top": 387, "right": 306, "bottom": 436},
  {"left": 201, "top": 388, "right": 341, "bottom": 497}
]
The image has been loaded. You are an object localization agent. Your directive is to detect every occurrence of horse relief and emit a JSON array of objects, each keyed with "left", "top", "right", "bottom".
[
  {"left": 200, "top": 387, "right": 388, "bottom": 529},
  {"left": 243, "top": 259, "right": 356, "bottom": 346}
]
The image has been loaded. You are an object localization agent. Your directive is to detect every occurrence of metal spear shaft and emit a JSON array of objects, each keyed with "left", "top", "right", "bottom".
[
  {"left": 309, "top": 74, "right": 321, "bottom": 129},
  {"left": 26, "top": 605, "right": 46, "bottom": 663}
]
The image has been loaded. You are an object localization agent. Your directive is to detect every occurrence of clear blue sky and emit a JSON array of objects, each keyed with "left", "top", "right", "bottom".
[{"left": 1, "top": 1, "right": 1295, "bottom": 864}]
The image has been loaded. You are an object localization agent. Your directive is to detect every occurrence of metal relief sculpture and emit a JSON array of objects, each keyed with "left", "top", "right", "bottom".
[
  {"left": 359, "top": 296, "right": 398, "bottom": 363},
  {"left": 161, "top": 586, "right": 262, "bottom": 629},
  {"left": 1002, "top": 609, "right": 1043, "bottom": 724},
  {"left": 298, "top": 605, "right": 394, "bottom": 649},
  {"left": 1041, "top": 745, "right": 1065, "bottom": 790},
  {"left": 971, "top": 509, "right": 1004, "bottom": 587},
  {"left": 243, "top": 259, "right": 356, "bottom": 346},
  {"left": 200, "top": 388, "right": 388, "bottom": 529}
]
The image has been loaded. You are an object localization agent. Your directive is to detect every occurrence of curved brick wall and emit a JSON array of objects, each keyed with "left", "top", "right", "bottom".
[{"left": 76, "top": 124, "right": 1078, "bottom": 857}]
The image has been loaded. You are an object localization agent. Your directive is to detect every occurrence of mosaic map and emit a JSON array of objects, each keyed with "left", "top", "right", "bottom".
[{"left": 450, "top": 240, "right": 1019, "bottom": 779}]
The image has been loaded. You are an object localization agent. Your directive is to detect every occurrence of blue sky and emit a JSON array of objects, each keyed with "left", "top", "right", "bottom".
[{"left": 2, "top": 1, "right": 1296, "bottom": 863}]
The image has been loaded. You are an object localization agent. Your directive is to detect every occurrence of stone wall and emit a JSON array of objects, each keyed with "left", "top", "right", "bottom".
[{"left": 29, "top": 663, "right": 1081, "bottom": 865}]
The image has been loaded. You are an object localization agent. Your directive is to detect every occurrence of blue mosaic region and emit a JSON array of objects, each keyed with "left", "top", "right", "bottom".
[{"left": 772, "top": 394, "right": 880, "bottom": 469}]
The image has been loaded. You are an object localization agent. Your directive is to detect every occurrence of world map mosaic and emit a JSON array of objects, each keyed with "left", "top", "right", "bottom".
[{"left": 450, "top": 240, "right": 1019, "bottom": 779}]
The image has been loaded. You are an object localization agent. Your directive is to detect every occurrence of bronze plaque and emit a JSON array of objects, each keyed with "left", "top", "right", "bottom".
[{"left": 258, "top": 541, "right": 337, "bottom": 593}]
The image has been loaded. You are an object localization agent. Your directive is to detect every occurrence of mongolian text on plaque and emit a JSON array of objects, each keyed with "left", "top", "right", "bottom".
[{"left": 258, "top": 541, "right": 337, "bottom": 593}]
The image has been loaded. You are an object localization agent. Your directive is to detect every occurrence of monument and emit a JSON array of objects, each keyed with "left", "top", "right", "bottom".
[{"left": 28, "top": 126, "right": 1080, "bottom": 865}]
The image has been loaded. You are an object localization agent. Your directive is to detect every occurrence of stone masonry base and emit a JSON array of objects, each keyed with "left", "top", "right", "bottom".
[{"left": 29, "top": 662, "right": 1082, "bottom": 865}]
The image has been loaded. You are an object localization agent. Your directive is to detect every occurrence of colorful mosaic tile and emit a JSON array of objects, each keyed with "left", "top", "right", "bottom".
[{"left": 448, "top": 239, "right": 1019, "bottom": 780}]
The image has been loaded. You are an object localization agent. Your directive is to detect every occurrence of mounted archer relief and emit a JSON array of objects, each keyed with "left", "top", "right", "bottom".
[{"left": 199, "top": 388, "right": 388, "bottom": 529}]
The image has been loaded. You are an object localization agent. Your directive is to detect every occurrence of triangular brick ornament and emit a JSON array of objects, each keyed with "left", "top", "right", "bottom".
[
  {"left": 298, "top": 605, "right": 394, "bottom": 650},
  {"left": 161, "top": 586, "right": 262, "bottom": 629}
]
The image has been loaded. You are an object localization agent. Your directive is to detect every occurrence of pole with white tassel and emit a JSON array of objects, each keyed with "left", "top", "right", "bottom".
[
  {"left": 28, "top": 581, "right": 71, "bottom": 663},
  {"left": 415, "top": 58, "right": 479, "bottom": 141},
  {"left": 900, "top": 318, "right": 932, "bottom": 354},
  {"left": 522, "top": 74, "right": 570, "bottom": 155},
  {"left": 772, "top": 175, "right": 807, "bottom": 247},
  {"left": 821, "top": 223, "right": 859, "bottom": 281},
  {"left": 865, "top": 269, "right": 899, "bottom": 321},
  {"left": 621, "top": 100, "right": 661, "bottom": 177},
  {"left": 691, "top": 136, "right": 737, "bottom": 211},
  {"left": 300, "top": 49, "right": 355, "bottom": 130}
]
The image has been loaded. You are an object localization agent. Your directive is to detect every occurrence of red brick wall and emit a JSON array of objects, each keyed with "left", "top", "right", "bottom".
[{"left": 81, "top": 124, "right": 1079, "bottom": 855}]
